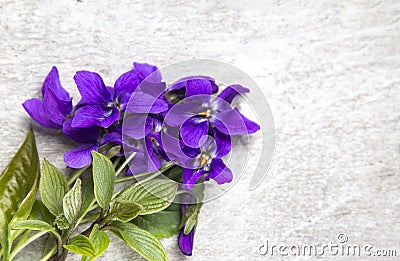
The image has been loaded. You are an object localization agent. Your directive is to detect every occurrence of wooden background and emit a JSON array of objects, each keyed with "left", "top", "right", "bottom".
[{"left": 0, "top": 0, "right": 399, "bottom": 260}]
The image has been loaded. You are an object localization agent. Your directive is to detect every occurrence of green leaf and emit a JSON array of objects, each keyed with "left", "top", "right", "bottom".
[
  {"left": 81, "top": 224, "right": 110, "bottom": 261},
  {"left": 79, "top": 176, "right": 95, "bottom": 219},
  {"left": 29, "top": 200, "right": 55, "bottom": 224},
  {"left": 108, "top": 221, "right": 167, "bottom": 261},
  {"left": 133, "top": 203, "right": 181, "bottom": 238},
  {"left": 109, "top": 199, "right": 144, "bottom": 222},
  {"left": 64, "top": 234, "right": 96, "bottom": 257},
  {"left": 63, "top": 178, "right": 82, "bottom": 224},
  {"left": 116, "top": 179, "right": 177, "bottom": 215},
  {"left": 162, "top": 166, "right": 183, "bottom": 183},
  {"left": 91, "top": 151, "right": 115, "bottom": 208},
  {"left": 40, "top": 159, "right": 68, "bottom": 216},
  {"left": 11, "top": 220, "right": 54, "bottom": 233},
  {"left": 0, "top": 130, "right": 40, "bottom": 259}
]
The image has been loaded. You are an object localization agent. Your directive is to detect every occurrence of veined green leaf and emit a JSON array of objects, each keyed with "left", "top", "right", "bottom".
[
  {"left": 0, "top": 130, "right": 40, "bottom": 259},
  {"left": 64, "top": 234, "right": 96, "bottom": 257},
  {"left": 109, "top": 199, "right": 143, "bottom": 222},
  {"left": 79, "top": 176, "right": 95, "bottom": 219},
  {"left": 40, "top": 159, "right": 68, "bottom": 216},
  {"left": 133, "top": 203, "right": 181, "bottom": 238},
  {"left": 116, "top": 179, "right": 177, "bottom": 215},
  {"left": 81, "top": 224, "right": 110, "bottom": 261},
  {"left": 108, "top": 221, "right": 167, "bottom": 261},
  {"left": 11, "top": 220, "right": 54, "bottom": 233},
  {"left": 63, "top": 179, "right": 82, "bottom": 224},
  {"left": 91, "top": 151, "right": 115, "bottom": 208},
  {"left": 29, "top": 200, "right": 55, "bottom": 224}
]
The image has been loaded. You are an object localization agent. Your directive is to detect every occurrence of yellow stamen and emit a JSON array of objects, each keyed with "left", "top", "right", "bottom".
[
  {"left": 201, "top": 157, "right": 207, "bottom": 165},
  {"left": 199, "top": 112, "right": 208, "bottom": 117}
]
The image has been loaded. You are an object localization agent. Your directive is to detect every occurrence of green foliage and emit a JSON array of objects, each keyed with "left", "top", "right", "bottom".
[
  {"left": 11, "top": 220, "right": 54, "bottom": 233},
  {"left": 91, "top": 151, "right": 115, "bottom": 209},
  {"left": 116, "top": 179, "right": 177, "bottom": 215},
  {"left": 109, "top": 199, "right": 144, "bottom": 223},
  {"left": 63, "top": 179, "right": 82, "bottom": 224},
  {"left": 0, "top": 130, "right": 40, "bottom": 260},
  {"left": 40, "top": 159, "right": 68, "bottom": 216},
  {"left": 81, "top": 224, "right": 110, "bottom": 261},
  {"left": 133, "top": 203, "right": 181, "bottom": 238},
  {"left": 108, "top": 221, "right": 167, "bottom": 261},
  {"left": 64, "top": 235, "right": 96, "bottom": 257}
]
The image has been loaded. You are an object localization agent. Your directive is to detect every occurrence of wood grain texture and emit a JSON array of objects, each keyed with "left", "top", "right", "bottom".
[{"left": 0, "top": 0, "right": 399, "bottom": 260}]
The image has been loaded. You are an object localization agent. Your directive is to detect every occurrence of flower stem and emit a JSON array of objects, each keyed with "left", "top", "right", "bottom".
[
  {"left": 115, "top": 162, "right": 174, "bottom": 184},
  {"left": 67, "top": 165, "right": 90, "bottom": 186},
  {"left": 9, "top": 231, "right": 47, "bottom": 259},
  {"left": 113, "top": 156, "right": 122, "bottom": 168},
  {"left": 40, "top": 245, "right": 56, "bottom": 261},
  {"left": 115, "top": 152, "right": 136, "bottom": 177}
]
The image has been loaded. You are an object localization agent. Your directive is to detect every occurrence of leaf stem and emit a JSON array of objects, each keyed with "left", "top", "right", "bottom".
[
  {"left": 115, "top": 162, "right": 174, "bottom": 184},
  {"left": 115, "top": 152, "right": 137, "bottom": 177},
  {"left": 9, "top": 231, "right": 47, "bottom": 259},
  {"left": 40, "top": 245, "right": 56, "bottom": 261},
  {"left": 67, "top": 165, "right": 90, "bottom": 186},
  {"left": 113, "top": 156, "right": 122, "bottom": 168}
]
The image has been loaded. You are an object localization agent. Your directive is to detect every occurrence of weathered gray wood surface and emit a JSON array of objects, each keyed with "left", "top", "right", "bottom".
[{"left": 0, "top": 0, "right": 399, "bottom": 260}]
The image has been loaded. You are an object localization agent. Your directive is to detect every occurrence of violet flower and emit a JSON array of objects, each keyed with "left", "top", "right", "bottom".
[
  {"left": 71, "top": 62, "right": 161, "bottom": 129},
  {"left": 164, "top": 82, "right": 260, "bottom": 148},
  {"left": 22, "top": 66, "right": 72, "bottom": 129},
  {"left": 178, "top": 203, "right": 195, "bottom": 256},
  {"left": 71, "top": 71, "right": 121, "bottom": 128},
  {"left": 162, "top": 131, "right": 232, "bottom": 189}
]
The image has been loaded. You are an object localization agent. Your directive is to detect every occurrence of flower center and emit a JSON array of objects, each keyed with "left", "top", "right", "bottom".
[
  {"left": 200, "top": 153, "right": 211, "bottom": 166},
  {"left": 198, "top": 109, "right": 212, "bottom": 118}
]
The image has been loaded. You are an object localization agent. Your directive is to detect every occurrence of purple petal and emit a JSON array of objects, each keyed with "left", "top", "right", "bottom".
[
  {"left": 98, "top": 106, "right": 120, "bottom": 128},
  {"left": 22, "top": 98, "right": 60, "bottom": 129},
  {"left": 114, "top": 70, "right": 141, "bottom": 100},
  {"left": 213, "top": 128, "right": 231, "bottom": 157},
  {"left": 74, "top": 71, "right": 112, "bottom": 105},
  {"left": 161, "top": 131, "right": 199, "bottom": 166},
  {"left": 42, "top": 66, "right": 71, "bottom": 101},
  {"left": 178, "top": 227, "right": 195, "bottom": 256},
  {"left": 124, "top": 114, "right": 153, "bottom": 139},
  {"left": 217, "top": 84, "right": 249, "bottom": 104},
  {"left": 72, "top": 105, "right": 120, "bottom": 128},
  {"left": 164, "top": 101, "right": 203, "bottom": 127},
  {"left": 180, "top": 117, "right": 209, "bottom": 148},
  {"left": 212, "top": 108, "right": 258, "bottom": 135},
  {"left": 169, "top": 76, "right": 218, "bottom": 94},
  {"left": 64, "top": 143, "right": 99, "bottom": 168},
  {"left": 63, "top": 118, "right": 99, "bottom": 143},
  {"left": 238, "top": 108, "right": 260, "bottom": 134},
  {"left": 182, "top": 168, "right": 205, "bottom": 190},
  {"left": 207, "top": 158, "right": 233, "bottom": 184},
  {"left": 185, "top": 79, "right": 212, "bottom": 97},
  {"left": 126, "top": 92, "right": 168, "bottom": 114},
  {"left": 43, "top": 87, "right": 71, "bottom": 126},
  {"left": 144, "top": 137, "right": 161, "bottom": 172},
  {"left": 133, "top": 62, "right": 162, "bottom": 82},
  {"left": 137, "top": 81, "right": 166, "bottom": 98},
  {"left": 102, "top": 131, "right": 122, "bottom": 145}
]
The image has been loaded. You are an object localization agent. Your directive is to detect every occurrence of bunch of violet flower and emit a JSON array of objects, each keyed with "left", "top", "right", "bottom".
[{"left": 23, "top": 63, "right": 260, "bottom": 257}]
